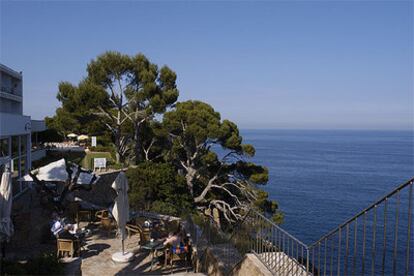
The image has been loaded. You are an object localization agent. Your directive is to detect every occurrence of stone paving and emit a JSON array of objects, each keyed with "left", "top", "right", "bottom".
[{"left": 80, "top": 223, "right": 205, "bottom": 275}]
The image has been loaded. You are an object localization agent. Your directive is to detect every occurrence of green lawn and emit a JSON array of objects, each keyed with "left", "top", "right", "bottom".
[{"left": 81, "top": 151, "right": 114, "bottom": 170}]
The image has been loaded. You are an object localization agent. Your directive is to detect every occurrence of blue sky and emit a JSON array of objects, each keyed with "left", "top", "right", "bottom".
[{"left": 1, "top": 1, "right": 412, "bottom": 130}]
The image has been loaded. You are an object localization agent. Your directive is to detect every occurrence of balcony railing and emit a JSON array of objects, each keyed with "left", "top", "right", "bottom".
[
  {"left": 192, "top": 177, "right": 413, "bottom": 275},
  {"left": 307, "top": 178, "right": 413, "bottom": 276},
  {"left": 230, "top": 209, "right": 309, "bottom": 275}
]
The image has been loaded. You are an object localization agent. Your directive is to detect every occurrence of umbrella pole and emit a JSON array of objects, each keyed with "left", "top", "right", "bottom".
[
  {"left": 122, "top": 239, "right": 125, "bottom": 255},
  {"left": 1, "top": 241, "right": 5, "bottom": 275}
]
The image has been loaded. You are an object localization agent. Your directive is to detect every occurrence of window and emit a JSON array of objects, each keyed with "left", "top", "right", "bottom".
[
  {"left": 0, "top": 138, "right": 8, "bottom": 157},
  {"left": 11, "top": 136, "right": 19, "bottom": 158},
  {"left": 20, "top": 135, "right": 27, "bottom": 155}
]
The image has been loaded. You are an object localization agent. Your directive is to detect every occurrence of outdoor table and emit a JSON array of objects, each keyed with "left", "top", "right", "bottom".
[{"left": 141, "top": 240, "right": 165, "bottom": 271}]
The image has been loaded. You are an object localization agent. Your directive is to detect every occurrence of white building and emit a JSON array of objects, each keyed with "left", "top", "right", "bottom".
[{"left": 0, "top": 63, "right": 46, "bottom": 197}]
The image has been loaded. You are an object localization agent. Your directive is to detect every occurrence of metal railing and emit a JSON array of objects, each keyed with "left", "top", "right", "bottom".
[
  {"left": 229, "top": 209, "right": 310, "bottom": 275},
  {"left": 190, "top": 177, "right": 413, "bottom": 276},
  {"left": 307, "top": 178, "right": 413, "bottom": 276}
]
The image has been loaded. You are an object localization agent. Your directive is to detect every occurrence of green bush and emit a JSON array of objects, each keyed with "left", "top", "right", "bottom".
[
  {"left": 126, "top": 161, "right": 193, "bottom": 217},
  {"left": 89, "top": 145, "right": 115, "bottom": 157},
  {"left": 32, "top": 151, "right": 85, "bottom": 169}
]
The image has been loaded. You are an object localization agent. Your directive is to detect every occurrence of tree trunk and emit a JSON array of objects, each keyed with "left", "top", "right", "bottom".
[
  {"left": 115, "top": 109, "right": 123, "bottom": 164},
  {"left": 114, "top": 135, "right": 122, "bottom": 164},
  {"left": 185, "top": 167, "right": 196, "bottom": 196},
  {"left": 115, "top": 151, "right": 121, "bottom": 164}
]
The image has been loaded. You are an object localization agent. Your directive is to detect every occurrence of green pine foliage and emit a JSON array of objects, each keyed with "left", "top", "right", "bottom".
[
  {"left": 47, "top": 51, "right": 284, "bottom": 225},
  {"left": 126, "top": 162, "right": 193, "bottom": 217}
]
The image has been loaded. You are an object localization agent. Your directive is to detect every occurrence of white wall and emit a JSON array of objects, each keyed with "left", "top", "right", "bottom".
[{"left": 0, "top": 112, "right": 31, "bottom": 137}]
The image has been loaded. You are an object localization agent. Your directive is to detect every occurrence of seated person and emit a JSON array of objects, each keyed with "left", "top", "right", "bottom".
[
  {"left": 165, "top": 230, "right": 190, "bottom": 252},
  {"left": 57, "top": 224, "right": 78, "bottom": 240},
  {"left": 51, "top": 218, "right": 64, "bottom": 237},
  {"left": 163, "top": 231, "right": 181, "bottom": 247},
  {"left": 50, "top": 213, "right": 80, "bottom": 240}
]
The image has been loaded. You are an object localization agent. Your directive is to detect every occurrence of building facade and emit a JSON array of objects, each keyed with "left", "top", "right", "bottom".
[{"left": 0, "top": 63, "right": 46, "bottom": 197}]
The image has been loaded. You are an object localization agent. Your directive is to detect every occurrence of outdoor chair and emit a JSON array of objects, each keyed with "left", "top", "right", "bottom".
[
  {"left": 126, "top": 218, "right": 152, "bottom": 243},
  {"left": 164, "top": 244, "right": 192, "bottom": 273},
  {"left": 134, "top": 224, "right": 151, "bottom": 246},
  {"left": 77, "top": 210, "right": 93, "bottom": 224},
  {"left": 95, "top": 210, "right": 113, "bottom": 234},
  {"left": 95, "top": 209, "right": 109, "bottom": 220},
  {"left": 57, "top": 238, "right": 80, "bottom": 258},
  {"left": 141, "top": 229, "right": 151, "bottom": 245},
  {"left": 125, "top": 223, "right": 141, "bottom": 238}
]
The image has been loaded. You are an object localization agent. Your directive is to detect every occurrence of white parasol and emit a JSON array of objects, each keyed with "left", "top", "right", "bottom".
[
  {"left": 111, "top": 172, "right": 133, "bottom": 262},
  {"left": 77, "top": 135, "right": 89, "bottom": 141},
  {"left": 0, "top": 164, "right": 14, "bottom": 242}
]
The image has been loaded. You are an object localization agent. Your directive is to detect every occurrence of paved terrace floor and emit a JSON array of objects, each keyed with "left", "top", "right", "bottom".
[{"left": 79, "top": 223, "right": 205, "bottom": 275}]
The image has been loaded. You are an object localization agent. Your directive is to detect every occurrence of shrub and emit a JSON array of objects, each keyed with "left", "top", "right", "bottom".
[
  {"left": 3, "top": 253, "right": 64, "bottom": 275},
  {"left": 127, "top": 162, "right": 193, "bottom": 216}
]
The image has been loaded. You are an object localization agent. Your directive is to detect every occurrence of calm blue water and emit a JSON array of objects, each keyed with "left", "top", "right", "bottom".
[{"left": 241, "top": 129, "right": 414, "bottom": 245}]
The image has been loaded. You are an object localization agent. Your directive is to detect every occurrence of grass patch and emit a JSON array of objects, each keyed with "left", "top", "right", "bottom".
[{"left": 81, "top": 151, "right": 114, "bottom": 170}]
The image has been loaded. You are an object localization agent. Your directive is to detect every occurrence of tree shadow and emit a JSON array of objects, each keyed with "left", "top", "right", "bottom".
[
  {"left": 81, "top": 243, "right": 111, "bottom": 259},
  {"left": 114, "top": 252, "right": 194, "bottom": 275}
]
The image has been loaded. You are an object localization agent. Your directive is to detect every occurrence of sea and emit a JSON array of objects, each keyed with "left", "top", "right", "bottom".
[{"left": 241, "top": 129, "right": 414, "bottom": 245}]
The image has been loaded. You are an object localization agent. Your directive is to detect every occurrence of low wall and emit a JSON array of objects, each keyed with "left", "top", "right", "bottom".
[{"left": 230, "top": 254, "right": 273, "bottom": 276}]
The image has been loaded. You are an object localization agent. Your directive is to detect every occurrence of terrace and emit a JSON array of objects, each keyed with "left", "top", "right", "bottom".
[
  {"left": 2, "top": 158, "right": 413, "bottom": 276},
  {"left": 5, "top": 183, "right": 207, "bottom": 275}
]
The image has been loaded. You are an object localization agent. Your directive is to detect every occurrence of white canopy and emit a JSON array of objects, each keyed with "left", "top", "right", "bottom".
[
  {"left": 0, "top": 167, "right": 14, "bottom": 242},
  {"left": 30, "top": 158, "right": 68, "bottom": 182},
  {"left": 111, "top": 172, "right": 129, "bottom": 253},
  {"left": 77, "top": 135, "right": 89, "bottom": 141},
  {"left": 20, "top": 158, "right": 99, "bottom": 185},
  {"left": 67, "top": 133, "right": 78, "bottom": 138}
]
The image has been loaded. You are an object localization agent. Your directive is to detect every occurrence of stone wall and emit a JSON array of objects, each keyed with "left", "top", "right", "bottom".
[{"left": 230, "top": 253, "right": 273, "bottom": 276}]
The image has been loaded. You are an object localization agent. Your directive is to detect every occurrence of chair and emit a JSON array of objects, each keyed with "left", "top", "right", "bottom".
[
  {"left": 77, "top": 210, "right": 93, "bottom": 224},
  {"left": 127, "top": 223, "right": 151, "bottom": 245},
  {"left": 95, "top": 210, "right": 113, "bottom": 233},
  {"left": 141, "top": 229, "right": 151, "bottom": 245},
  {"left": 95, "top": 209, "right": 109, "bottom": 220},
  {"left": 126, "top": 223, "right": 141, "bottom": 238},
  {"left": 164, "top": 244, "right": 191, "bottom": 273},
  {"left": 57, "top": 238, "right": 80, "bottom": 258}
]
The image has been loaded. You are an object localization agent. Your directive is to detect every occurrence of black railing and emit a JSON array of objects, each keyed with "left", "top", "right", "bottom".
[
  {"left": 308, "top": 178, "right": 413, "bottom": 276},
  {"left": 190, "top": 178, "right": 413, "bottom": 275},
  {"left": 229, "top": 209, "right": 310, "bottom": 275}
]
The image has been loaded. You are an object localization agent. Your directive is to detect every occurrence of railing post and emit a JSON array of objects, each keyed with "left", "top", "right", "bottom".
[{"left": 405, "top": 181, "right": 413, "bottom": 276}]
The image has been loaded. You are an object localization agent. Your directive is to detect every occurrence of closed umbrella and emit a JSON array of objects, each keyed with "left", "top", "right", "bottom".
[
  {"left": 0, "top": 163, "right": 13, "bottom": 274},
  {"left": 111, "top": 172, "right": 133, "bottom": 262},
  {"left": 0, "top": 165, "right": 13, "bottom": 242}
]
